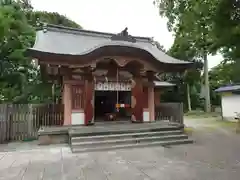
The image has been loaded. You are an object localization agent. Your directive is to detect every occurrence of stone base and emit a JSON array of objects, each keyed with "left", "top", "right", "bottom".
[
  {"left": 38, "top": 126, "right": 69, "bottom": 145},
  {"left": 38, "top": 134, "right": 68, "bottom": 145}
]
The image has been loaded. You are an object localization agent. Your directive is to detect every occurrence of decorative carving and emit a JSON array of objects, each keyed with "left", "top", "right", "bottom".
[
  {"left": 90, "top": 63, "right": 96, "bottom": 69},
  {"left": 72, "top": 75, "right": 83, "bottom": 80},
  {"left": 81, "top": 56, "right": 159, "bottom": 73},
  {"left": 118, "top": 71, "right": 132, "bottom": 78},
  {"left": 122, "top": 27, "right": 128, "bottom": 36},
  {"left": 111, "top": 27, "right": 137, "bottom": 43},
  {"left": 92, "top": 70, "right": 108, "bottom": 76},
  {"left": 72, "top": 69, "right": 84, "bottom": 73},
  {"left": 117, "top": 58, "right": 132, "bottom": 67}
]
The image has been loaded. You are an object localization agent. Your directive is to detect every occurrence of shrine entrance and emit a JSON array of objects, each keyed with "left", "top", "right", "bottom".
[
  {"left": 27, "top": 24, "right": 193, "bottom": 126},
  {"left": 94, "top": 82, "right": 131, "bottom": 122}
]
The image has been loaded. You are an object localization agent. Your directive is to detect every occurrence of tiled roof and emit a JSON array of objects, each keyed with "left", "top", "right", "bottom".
[
  {"left": 28, "top": 24, "right": 192, "bottom": 65},
  {"left": 215, "top": 85, "right": 240, "bottom": 92}
]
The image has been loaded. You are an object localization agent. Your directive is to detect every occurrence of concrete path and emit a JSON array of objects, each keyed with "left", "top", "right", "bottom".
[{"left": 0, "top": 117, "right": 240, "bottom": 180}]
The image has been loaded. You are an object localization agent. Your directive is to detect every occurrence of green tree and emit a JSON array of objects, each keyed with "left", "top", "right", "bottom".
[
  {"left": 0, "top": 3, "right": 35, "bottom": 102},
  {"left": 0, "top": 0, "right": 82, "bottom": 103},
  {"left": 212, "top": 0, "right": 240, "bottom": 83},
  {"left": 156, "top": 33, "right": 203, "bottom": 111},
  {"left": 27, "top": 11, "right": 81, "bottom": 28},
  {"left": 209, "top": 59, "right": 235, "bottom": 106},
  {"left": 169, "top": 34, "right": 203, "bottom": 111},
  {"left": 154, "top": 0, "right": 218, "bottom": 112}
]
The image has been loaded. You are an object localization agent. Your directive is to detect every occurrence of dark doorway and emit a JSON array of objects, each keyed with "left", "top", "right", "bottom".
[
  {"left": 95, "top": 91, "right": 116, "bottom": 119},
  {"left": 94, "top": 91, "right": 131, "bottom": 121}
]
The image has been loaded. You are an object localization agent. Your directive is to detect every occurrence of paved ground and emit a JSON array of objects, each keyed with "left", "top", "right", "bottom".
[{"left": 0, "top": 118, "right": 240, "bottom": 180}]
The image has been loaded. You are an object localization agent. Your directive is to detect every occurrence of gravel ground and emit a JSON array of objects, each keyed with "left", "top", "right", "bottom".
[{"left": 0, "top": 118, "right": 239, "bottom": 180}]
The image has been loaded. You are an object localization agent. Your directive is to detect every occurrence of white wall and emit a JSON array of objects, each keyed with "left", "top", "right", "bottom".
[
  {"left": 71, "top": 112, "right": 85, "bottom": 125},
  {"left": 222, "top": 94, "right": 240, "bottom": 121}
]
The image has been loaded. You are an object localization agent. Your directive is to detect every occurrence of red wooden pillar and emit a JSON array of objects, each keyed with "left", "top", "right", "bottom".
[
  {"left": 84, "top": 76, "right": 94, "bottom": 125},
  {"left": 147, "top": 72, "right": 155, "bottom": 121},
  {"left": 143, "top": 86, "right": 149, "bottom": 109},
  {"left": 131, "top": 77, "right": 144, "bottom": 122},
  {"left": 148, "top": 85, "right": 155, "bottom": 121},
  {"left": 63, "top": 82, "right": 72, "bottom": 125}
]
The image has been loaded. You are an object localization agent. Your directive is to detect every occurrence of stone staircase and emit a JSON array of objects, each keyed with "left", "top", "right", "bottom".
[{"left": 69, "top": 126, "right": 193, "bottom": 153}]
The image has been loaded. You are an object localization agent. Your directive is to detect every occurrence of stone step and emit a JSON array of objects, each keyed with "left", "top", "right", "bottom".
[
  {"left": 71, "top": 130, "right": 183, "bottom": 143},
  {"left": 71, "top": 139, "right": 194, "bottom": 153},
  {"left": 71, "top": 134, "right": 188, "bottom": 148},
  {"left": 69, "top": 125, "right": 183, "bottom": 137}
]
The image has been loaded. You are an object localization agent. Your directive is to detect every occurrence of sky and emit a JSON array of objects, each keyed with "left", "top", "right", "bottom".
[{"left": 31, "top": 0, "right": 222, "bottom": 69}]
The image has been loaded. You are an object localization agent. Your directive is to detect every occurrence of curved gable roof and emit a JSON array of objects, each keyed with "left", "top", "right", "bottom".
[{"left": 28, "top": 24, "right": 192, "bottom": 66}]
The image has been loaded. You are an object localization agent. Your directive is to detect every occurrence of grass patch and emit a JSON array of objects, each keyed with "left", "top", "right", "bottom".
[
  {"left": 214, "top": 119, "right": 240, "bottom": 134},
  {"left": 184, "top": 110, "right": 204, "bottom": 116},
  {"left": 184, "top": 111, "right": 221, "bottom": 118},
  {"left": 184, "top": 127, "right": 194, "bottom": 135},
  {"left": 214, "top": 119, "right": 237, "bottom": 128}
]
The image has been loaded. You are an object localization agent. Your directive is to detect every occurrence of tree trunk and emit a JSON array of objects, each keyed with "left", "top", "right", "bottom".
[
  {"left": 203, "top": 53, "right": 211, "bottom": 112},
  {"left": 187, "top": 83, "right": 192, "bottom": 112}
]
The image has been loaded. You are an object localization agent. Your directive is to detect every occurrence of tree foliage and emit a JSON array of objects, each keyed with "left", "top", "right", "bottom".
[
  {"left": 27, "top": 11, "right": 81, "bottom": 28},
  {"left": 155, "top": 0, "right": 240, "bottom": 72},
  {"left": 0, "top": 0, "right": 81, "bottom": 103},
  {"left": 0, "top": 3, "right": 35, "bottom": 102},
  {"left": 154, "top": 0, "right": 218, "bottom": 112},
  {"left": 212, "top": 0, "right": 240, "bottom": 83},
  {"left": 154, "top": 0, "right": 240, "bottom": 110},
  {"left": 160, "top": 38, "right": 203, "bottom": 111},
  {"left": 208, "top": 59, "right": 236, "bottom": 106}
]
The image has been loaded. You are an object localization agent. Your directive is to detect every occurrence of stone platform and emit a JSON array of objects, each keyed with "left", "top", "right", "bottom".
[{"left": 38, "top": 121, "right": 192, "bottom": 152}]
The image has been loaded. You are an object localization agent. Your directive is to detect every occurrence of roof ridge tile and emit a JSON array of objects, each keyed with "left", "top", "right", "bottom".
[{"left": 44, "top": 23, "right": 152, "bottom": 42}]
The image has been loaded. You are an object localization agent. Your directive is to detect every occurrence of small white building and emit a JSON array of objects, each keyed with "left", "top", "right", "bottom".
[{"left": 215, "top": 85, "right": 240, "bottom": 121}]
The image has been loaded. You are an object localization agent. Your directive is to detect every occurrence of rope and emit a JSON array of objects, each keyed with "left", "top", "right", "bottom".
[{"left": 116, "top": 67, "right": 119, "bottom": 112}]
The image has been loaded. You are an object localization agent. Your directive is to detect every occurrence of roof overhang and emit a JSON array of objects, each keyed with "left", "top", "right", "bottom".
[
  {"left": 27, "top": 46, "right": 194, "bottom": 73},
  {"left": 26, "top": 24, "right": 195, "bottom": 73},
  {"left": 154, "top": 81, "right": 175, "bottom": 88},
  {"left": 215, "top": 85, "right": 240, "bottom": 93}
]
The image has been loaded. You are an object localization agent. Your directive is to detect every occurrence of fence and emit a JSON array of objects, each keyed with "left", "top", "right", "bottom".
[
  {"left": 0, "top": 104, "right": 64, "bottom": 143},
  {"left": 155, "top": 103, "right": 184, "bottom": 125}
]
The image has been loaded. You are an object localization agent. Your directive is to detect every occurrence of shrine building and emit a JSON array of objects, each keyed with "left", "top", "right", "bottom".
[{"left": 27, "top": 24, "right": 193, "bottom": 126}]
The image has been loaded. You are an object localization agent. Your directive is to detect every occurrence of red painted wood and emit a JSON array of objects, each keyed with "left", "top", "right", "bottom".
[
  {"left": 143, "top": 86, "right": 148, "bottom": 108},
  {"left": 154, "top": 90, "right": 161, "bottom": 106},
  {"left": 131, "top": 78, "right": 143, "bottom": 122},
  {"left": 84, "top": 79, "right": 94, "bottom": 125},
  {"left": 71, "top": 85, "right": 84, "bottom": 110}
]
